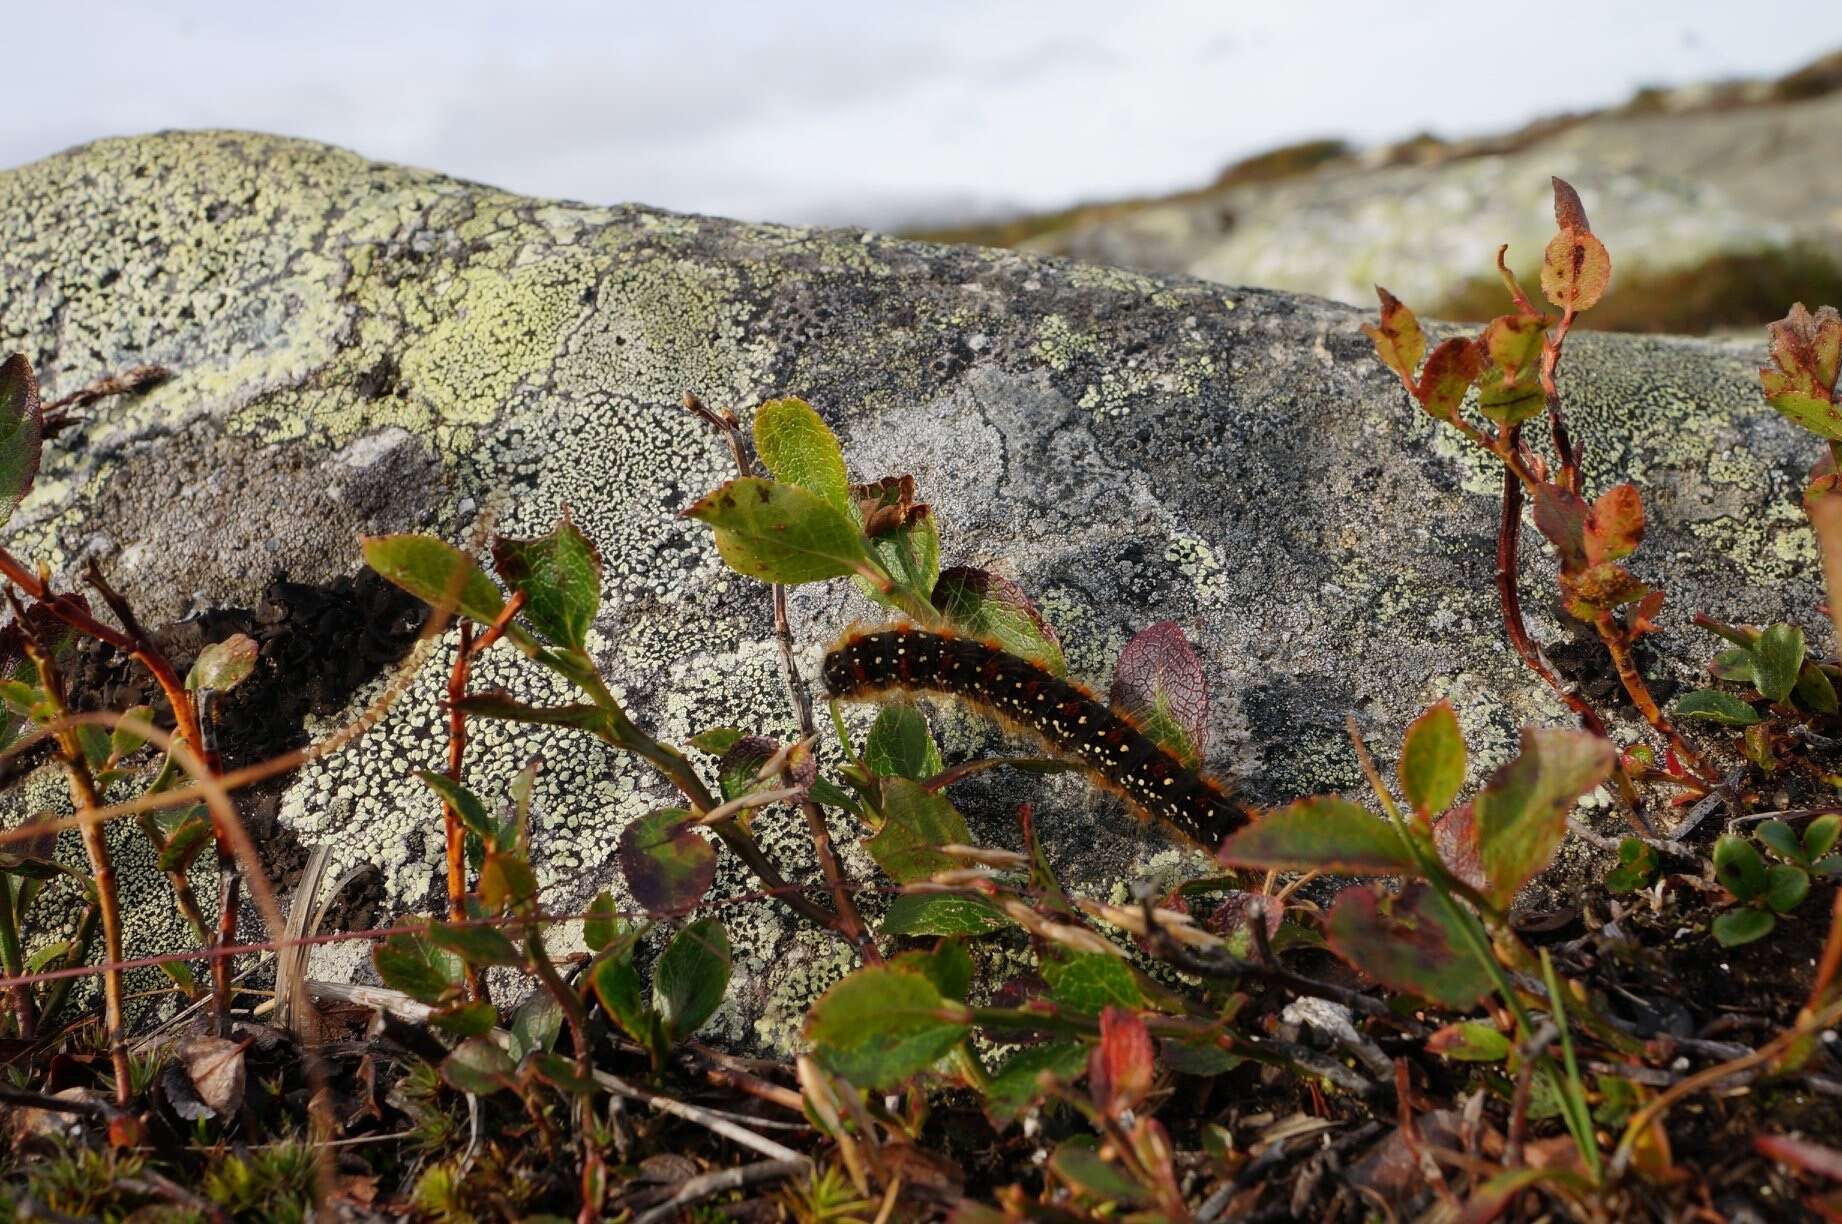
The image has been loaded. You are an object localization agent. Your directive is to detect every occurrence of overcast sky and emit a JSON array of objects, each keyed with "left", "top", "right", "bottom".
[{"left": 16, "top": 2, "right": 1842, "bottom": 229}]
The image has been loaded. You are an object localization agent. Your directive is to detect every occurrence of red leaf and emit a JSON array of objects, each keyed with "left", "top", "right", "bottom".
[
  {"left": 1088, "top": 1006, "right": 1154, "bottom": 1118},
  {"left": 1585, "top": 484, "right": 1644, "bottom": 565},
  {"left": 1415, "top": 338, "right": 1486, "bottom": 423},
  {"left": 1362, "top": 287, "right": 1426, "bottom": 385},
  {"left": 1110, "top": 620, "right": 1207, "bottom": 765},
  {"left": 1757, "top": 1133, "right": 1842, "bottom": 1181}
]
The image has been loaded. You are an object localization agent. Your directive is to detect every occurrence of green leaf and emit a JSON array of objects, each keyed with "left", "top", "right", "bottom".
[
  {"left": 479, "top": 852, "right": 539, "bottom": 914},
  {"left": 879, "top": 893, "right": 1010, "bottom": 937},
  {"left": 1675, "top": 689, "right": 1761, "bottom": 726},
  {"left": 1753, "top": 624, "right": 1806, "bottom": 705},
  {"left": 110, "top": 705, "right": 156, "bottom": 760},
  {"left": 862, "top": 705, "right": 944, "bottom": 782},
  {"left": 753, "top": 397, "right": 851, "bottom": 513},
  {"left": 373, "top": 932, "right": 464, "bottom": 1006},
  {"left": 186, "top": 634, "right": 259, "bottom": 692},
  {"left": 74, "top": 724, "right": 111, "bottom": 771},
  {"left": 362, "top": 534, "right": 514, "bottom": 630},
  {"left": 1713, "top": 835, "right": 1767, "bottom": 900},
  {"left": 1603, "top": 837, "right": 1658, "bottom": 893},
  {"left": 682, "top": 476, "right": 872, "bottom": 585},
  {"left": 25, "top": 942, "right": 70, "bottom": 974},
  {"left": 428, "top": 921, "right": 523, "bottom": 968},
  {"left": 1797, "top": 663, "right": 1839, "bottom": 714},
  {"left": 688, "top": 726, "right": 745, "bottom": 756},
  {"left": 509, "top": 992, "right": 563, "bottom": 1059},
  {"left": 1712, "top": 907, "right": 1775, "bottom": 947},
  {"left": 589, "top": 954, "right": 652, "bottom": 1045},
  {"left": 156, "top": 958, "right": 201, "bottom": 999},
  {"left": 985, "top": 1042, "right": 1088, "bottom": 1129},
  {"left": 1766, "top": 864, "right": 1811, "bottom": 914},
  {"left": 1710, "top": 647, "right": 1756, "bottom": 682},
  {"left": 1472, "top": 728, "right": 1615, "bottom": 905},
  {"left": 1325, "top": 882, "right": 1492, "bottom": 1008},
  {"left": 1807, "top": 814, "right": 1841, "bottom": 860},
  {"left": 583, "top": 890, "right": 621, "bottom": 952},
  {"left": 0, "top": 354, "right": 43, "bottom": 529},
  {"left": 157, "top": 815, "right": 214, "bottom": 874},
  {"left": 618, "top": 807, "right": 717, "bottom": 916},
  {"left": 490, "top": 512, "right": 603, "bottom": 651},
  {"left": 456, "top": 693, "right": 608, "bottom": 732},
  {"left": 1217, "top": 795, "right": 1418, "bottom": 876},
  {"left": 893, "top": 939, "right": 973, "bottom": 1003},
  {"left": 1042, "top": 951, "right": 1145, "bottom": 1014},
  {"left": 863, "top": 777, "right": 972, "bottom": 883},
  {"left": 1399, "top": 701, "right": 1466, "bottom": 817},
  {"left": 805, "top": 965, "right": 969, "bottom": 1089},
  {"left": 652, "top": 918, "right": 731, "bottom": 1042},
  {"left": 930, "top": 567, "right": 1066, "bottom": 675},
  {"left": 714, "top": 735, "right": 778, "bottom": 802},
  {"left": 1050, "top": 1142, "right": 1150, "bottom": 1206},
  {"left": 529, "top": 1052, "right": 597, "bottom": 1096},
  {"left": 1758, "top": 820, "right": 1803, "bottom": 863},
  {"left": 441, "top": 1038, "right": 516, "bottom": 1096},
  {"left": 417, "top": 772, "right": 496, "bottom": 844},
  {"left": 432, "top": 999, "right": 499, "bottom": 1039},
  {"left": 1427, "top": 1021, "right": 1512, "bottom": 1062}
]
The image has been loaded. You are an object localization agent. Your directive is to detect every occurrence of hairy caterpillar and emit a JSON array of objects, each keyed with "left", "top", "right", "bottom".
[{"left": 822, "top": 626, "right": 1250, "bottom": 849}]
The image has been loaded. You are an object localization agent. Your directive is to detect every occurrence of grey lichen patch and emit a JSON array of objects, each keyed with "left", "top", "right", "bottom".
[{"left": 0, "top": 131, "right": 1825, "bottom": 1050}]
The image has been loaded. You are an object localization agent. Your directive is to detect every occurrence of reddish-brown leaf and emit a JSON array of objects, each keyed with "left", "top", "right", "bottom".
[
  {"left": 1362, "top": 286, "right": 1426, "bottom": 385},
  {"left": 1757, "top": 1133, "right": 1842, "bottom": 1181},
  {"left": 1550, "top": 176, "right": 1591, "bottom": 232},
  {"left": 1585, "top": 483, "right": 1644, "bottom": 565},
  {"left": 1529, "top": 481, "right": 1591, "bottom": 571},
  {"left": 1088, "top": 1006, "right": 1154, "bottom": 1118},
  {"left": 1415, "top": 338, "right": 1486, "bottom": 422},
  {"left": 1325, "top": 883, "right": 1492, "bottom": 1008},
  {"left": 1110, "top": 620, "right": 1207, "bottom": 765}
]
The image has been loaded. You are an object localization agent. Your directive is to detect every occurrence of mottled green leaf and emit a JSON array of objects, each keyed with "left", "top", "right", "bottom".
[
  {"left": 683, "top": 476, "right": 872, "bottom": 585},
  {"left": 1416, "top": 337, "right": 1486, "bottom": 422},
  {"left": 880, "top": 893, "right": 1010, "bottom": 937},
  {"left": 1797, "top": 662, "right": 1839, "bottom": 713},
  {"left": 862, "top": 705, "right": 943, "bottom": 781},
  {"left": 0, "top": 354, "right": 42, "bottom": 529},
  {"left": 589, "top": 953, "right": 652, "bottom": 1045},
  {"left": 618, "top": 808, "right": 717, "bottom": 916},
  {"left": 1217, "top": 795, "right": 1418, "bottom": 876},
  {"left": 186, "top": 634, "right": 259, "bottom": 692},
  {"left": 689, "top": 726, "right": 745, "bottom": 756},
  {"left": 417, "top": 771, "right": 496, "bottom": 844},
  {"left": 1325, "top": 883, "right": 1491, "bottom": 1008},
  {"left": 429, "top": 921, "right": 523, "bottom": 968},
  {"left": 1766, "top": 864, "right": 1810, "bottom": 914},
  {"left": 1808, "top": 814, "right": 1841, "bottom": 860},
  {"left": 157, "top": 815, "right": 214, "bottom": 874},
  {"left": 373, "top": 932, "right": 464, "bottom": 1006},
  {"left": 1675, "top": 689, "right": 1761, "bottom": 726},
  {"left": 1603, "top": 837, "right": 1658, "bottom": 893},
  {"left": 432, "top": 999, "right": 499, "bottom": 1039},
  {"left": 863, "top": 777, "right": 971, "bottom": 883},
  {"left": 441, "top": 1038, "right": 516, "bottom": 1096},
  {"left": 1399, "top": 701, "right": 1465, "bottom": 817},
  {"left": 362, "top": 534, "right": 516, "bottom": 631},
  {"left": 754, "top": 397, "right": 851, "bottom": 513},
  {"left": 1042, "top": 951, "right": 1144, "bottom": 1014},
  {"left": 652, "top": 918, "right": 730, "bottom": 1042},
  {"left": 583, "top": 890, "right": 622, "bottom": 952},
  {"left": 930, "top": 566, "right": 1065, "bottom": 675},
  {"left": 1753, "top": 623, "right": 1806, "bottom": 705},
  {"left": 490, "top": 512, "right": 603, "bottom": 650},
  {"left": 1714, "top": 835, "right": 1766, "bottom": 899},
  {"left": 806, "top": 965, "right": 969, "bottom": 1089},
  {"left": 1713, "top": 907, "right": 1775, "bottom": 947},
  {"left": 1472, "top": 728, "right": 1615, "bottom": 905},
  {"left": 985, "top": 1042, "right": 1088, "bottom": 1129},
  {"left": 110, "top": 705, "right": 156, "bottom": 760},
  {"left": 1427, "top": 1020, "right": 1512, "bottom": 1062},
  {"left": 1051, "top": 1141, "right": 1150, "bottom": 1206}
]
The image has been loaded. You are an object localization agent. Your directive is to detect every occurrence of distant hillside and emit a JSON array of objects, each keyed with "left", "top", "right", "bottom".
[{"left": 908, "top": 51, "right": 1842, "bottom": 334}]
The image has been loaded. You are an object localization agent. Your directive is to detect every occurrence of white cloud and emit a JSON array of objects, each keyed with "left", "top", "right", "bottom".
[{"left": 12, "top": 1, "right": 1842, "bottom": 228}]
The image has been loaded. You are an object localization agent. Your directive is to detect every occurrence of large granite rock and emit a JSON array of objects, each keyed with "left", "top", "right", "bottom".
[
  {"left": 0, "top": 132, "right": 1818, "bottom": 1049},
  {"left": 1023, "top": 89, "right": 1842, "bottom": 314}
]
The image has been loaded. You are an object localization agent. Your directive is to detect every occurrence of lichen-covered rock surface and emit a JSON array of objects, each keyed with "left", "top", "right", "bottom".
[{"left": 0, "top": 131, "right": 1818, "bottom": 1051}]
